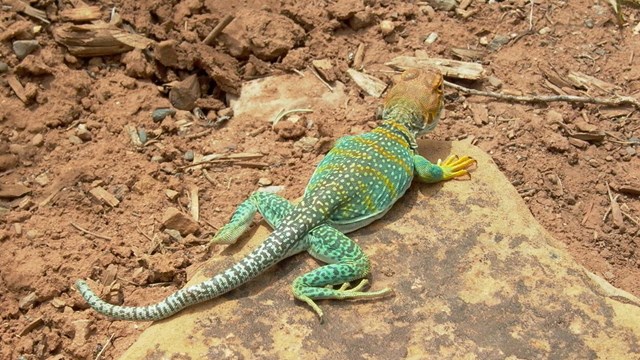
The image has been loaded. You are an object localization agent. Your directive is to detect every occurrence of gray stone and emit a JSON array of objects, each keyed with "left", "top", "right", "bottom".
[
  {"left": 152, "top": 108, "right": 176, "bottom": 122},
  {"left": 169, "top": 75, "right": 200, "bottom": 111},
  {"left": 13, "top": 40, "right": 39, "bottom": 60},
  {"left": 488, "top": 35, "right": 511, "bottom": 51},
  {"left": 427, "top": 0, "right": 457, "bottom": 11},
  {"left": 0, "top": 62, "right": 8, "bottom": 73}
]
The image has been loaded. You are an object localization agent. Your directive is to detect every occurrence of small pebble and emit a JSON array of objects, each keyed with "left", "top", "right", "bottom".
[
  {"left": 164, "top": 229, "right": 183, "bottom": 242},
  {"left": 76, "top": 125, "right": 92, "bottom": 142},
  {"left": 488, "top": 35, "right": 510, "bottom": 51},
  {"left": 13, "top": 40, "right": 40, "bottom": 60},
  {"left": 19, "top": 292, "right": 37, "bottom": 309},
  {"left": 626, "top": 146, "right": 636, "bottom": 156},
  {"left": 538, "top": 27, "right": 552, "bottom": 35},
  {"left": 0, "top": 62, "right": 8, "bottom": 73},
  {"left": 25, "top": 229, "right": 40, "bottom": 240},
  {"left": 137, "top": 128, "right": 147, "bottom": 144},
  {"left": 152, "top": 108, "right": 176, "bottom": 122},
  {"left": 34, "top": 173, "right": 49, "bottom": 186},
  {"left": 30, "top": 133, "right": 44, "bottom": 146},
  {"left": 380, "top": 20, "right": 395, "bottom": 36},
  {"left": 217, "top": 107, "right": 234, "bottom": 118},
  {"left": 68, "top": 135, "right": 83, "bottom": 145},
  {"left": 486, "top": 76, "right": 503, "bottom": 89},
  {"left": 428, "top": 0, "right": 457, "bottom": 11},
  {"left": 258, "top": 177, "right": 273, "bottom": 186},
  {"left": 184, "top": 150, "right": 194, "bottom": 161}
]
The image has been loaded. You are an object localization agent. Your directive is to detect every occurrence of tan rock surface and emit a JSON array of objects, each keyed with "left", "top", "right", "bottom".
[{"left": 121, "top": 140, "right": 640, "bottom": 359}]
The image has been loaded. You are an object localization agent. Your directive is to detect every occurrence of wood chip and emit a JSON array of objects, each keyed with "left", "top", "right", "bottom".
[
  {"left": 353, "top": 43, "right": 365, "bottom": 70},
  {"left": 567, "top": 71, "right": 620, "bottom": 93},
  {"left": 569, "top": 132, "right": 605, "bottom": 142},
  {"left": 598, "top": 107, "right": 634, "bottom": 119},
  {"left": 19, "top": 317, "right": 44, "bottom": 337},
  {"left": 468, "top": 103, "right": 488, "bottom": 126},
  {"left": 59, "top": 6, "right": 102, "bottom": 22},
  {"left": 4, "top": 0, "right": 49, "bottom": 24},
  {"left": 89, "top": 186, "right": 120, "bottom": 207},
  {"left": 539, "top": 65, "right": 574, "bottom": 90},
  {"left": 53, "top": 22, "right": 154, "bottom": 57},
  {"left": 606, "top": 182, "right": 625, "bottom": 231},
  {"left": 124, "top": 124, "right": 143, "bottom": 147},
  {"left": 6, "top": 75, "right": 29, "bottom": 103},
  {"left": 165, "top": 189, "right": 179, "bottom": 200},
  {"left": 101, "top": 264, "right": 118, "bottom": 286},
  {"left": 386, "top": 56, "right": 485, "bottom": 80},
  {"left": 450, "top": 47, "right": 486, "bottom": 61},
  {"left": 346, "top": 69, "right": 388, "bottom": 98},
  {"left": 458, "top": 0, "right": 473, "bottom": 10},
  {"left": 108, "top": 28, "right": 155, "bottom": 49},
  {"left": 189, "top": 185, "right": 199, "bottom": 222},
  {"left": 619, "top": 184, "right": 640, "bottom": 196},
  {"left": 0, "top": 183, "right": 31, "bottom": 199}
]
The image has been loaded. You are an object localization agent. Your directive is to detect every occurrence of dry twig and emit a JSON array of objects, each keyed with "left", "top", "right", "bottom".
[
  {"left": 203, "top": 15, "right": 235, "bottom": 45},
  {"left": 622, "top": 211, "right": 639, "bottom": 226},
  {"left": 181, "top": 153, "right": 265, "bottom": 170},
  {"left": 202, "top": 169, "right": 216, "bottom": 186},
  {"left": 581, "top": 201, "right": 595, "bottom": 225},
  {"left": 71, "top": 223, "right": 113, "bottom": 241},
  {"left": 94, "top": 333, "right": 116, "bottom": 360},
  {"left": 272, "top": 108, "right": 314, "bottom": 126},
  {"left": 528, "top": 0, "right": 535, "bottom": 31},
  {"left": 308, "top": 65, "right": 334, "bottom": 92},
  {"left": 445, "top": 80, "right": 640, "bottom": 109}
]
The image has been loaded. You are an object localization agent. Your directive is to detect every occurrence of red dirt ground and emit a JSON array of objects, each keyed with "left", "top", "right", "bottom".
[{"left": 1, "top": 0, "right": 639, "bottom": 358}]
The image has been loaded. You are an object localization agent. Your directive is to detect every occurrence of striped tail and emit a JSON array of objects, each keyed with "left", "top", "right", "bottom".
[{"left": 76, "top": 205, "right": 328, "bottom": 321}]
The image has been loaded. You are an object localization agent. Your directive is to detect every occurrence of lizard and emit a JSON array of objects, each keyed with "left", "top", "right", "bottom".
[{"left": 75, "top": 68, "right": 476, "bottom": 322}]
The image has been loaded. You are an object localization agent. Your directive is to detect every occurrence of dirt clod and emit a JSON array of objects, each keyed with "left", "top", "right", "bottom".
[{"left": 162, "top": 207, "right": 200, "bottom": 236}]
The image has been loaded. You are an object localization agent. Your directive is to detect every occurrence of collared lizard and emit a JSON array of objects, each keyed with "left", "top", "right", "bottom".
[{"left": 75, "top": 68, "right": 476, "bottom": 321}]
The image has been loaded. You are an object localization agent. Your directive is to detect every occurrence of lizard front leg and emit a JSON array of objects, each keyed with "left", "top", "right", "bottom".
[
  {"left": 292, "top": 226, "right": 392, "bottom": 322},
  {"left": 413, "top": 154, "right": 476, "bottom": 183}
]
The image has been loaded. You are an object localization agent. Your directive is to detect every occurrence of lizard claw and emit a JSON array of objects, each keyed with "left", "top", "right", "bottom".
[{"left": 438, "top": 155, "right": 477, "bottom": 180}]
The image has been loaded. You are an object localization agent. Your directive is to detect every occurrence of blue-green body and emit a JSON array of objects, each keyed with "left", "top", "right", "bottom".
[{"left": 306, "top": 123, "right": 415, "bottom": 233}]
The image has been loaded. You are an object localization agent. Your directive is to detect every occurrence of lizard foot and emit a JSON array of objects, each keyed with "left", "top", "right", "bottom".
[
  {"left": 295, "top": 281, "right": 393, "bottom": 322},
  {"left": 437, "top": 155, "right": 476, "bottom": 180}
]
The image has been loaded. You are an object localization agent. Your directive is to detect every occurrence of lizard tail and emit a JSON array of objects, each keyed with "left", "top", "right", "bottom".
[{"left": 76, "top": 206, "right": 328, "bottom": 321}]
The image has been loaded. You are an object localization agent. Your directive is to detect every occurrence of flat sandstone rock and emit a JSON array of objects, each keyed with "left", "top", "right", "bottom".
[{"left": 122, "top": 140, "right": 640, "bottom": 359}]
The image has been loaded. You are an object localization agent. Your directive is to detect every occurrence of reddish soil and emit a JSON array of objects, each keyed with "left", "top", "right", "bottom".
[{"left": 1, "top": 0, "right": 639, "bottom": 358}]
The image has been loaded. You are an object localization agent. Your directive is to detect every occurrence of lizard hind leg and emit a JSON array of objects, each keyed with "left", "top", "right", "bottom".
[
  {"left": 292, "top": 226, "right": 392, "bottom": 322},
  {"left": 209, "top": 191, "right": 294, "bottom": 246}
]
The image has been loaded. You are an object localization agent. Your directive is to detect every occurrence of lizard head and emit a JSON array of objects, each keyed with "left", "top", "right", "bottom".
[{"left": 382, "top": 68, "right": 444, "bottom": 136}]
